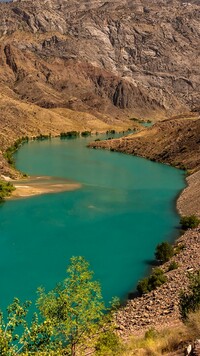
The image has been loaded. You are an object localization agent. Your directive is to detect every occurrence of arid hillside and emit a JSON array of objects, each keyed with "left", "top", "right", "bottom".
[{"left": 89, "top": 116, "right": 200, "bottom": 172}]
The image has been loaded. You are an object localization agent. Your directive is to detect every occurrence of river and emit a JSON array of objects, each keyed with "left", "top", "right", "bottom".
[{"left": 0, "top": 133, "right": 186, "bottom": 308}]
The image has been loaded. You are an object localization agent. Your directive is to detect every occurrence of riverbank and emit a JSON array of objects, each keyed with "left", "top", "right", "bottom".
[
  {"left": 9, "top": 176, "right": 82, "bottom": 198},
  {"left": 113, "top": 176, "right": 200, "bottom": 338}
]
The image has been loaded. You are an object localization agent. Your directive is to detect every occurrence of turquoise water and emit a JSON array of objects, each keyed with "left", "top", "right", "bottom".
[{"left": 0, "top": 135, "right": 185, "bottom": 309}]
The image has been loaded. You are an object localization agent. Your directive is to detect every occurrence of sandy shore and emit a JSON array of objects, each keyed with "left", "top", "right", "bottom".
[{"left": 10, "top": 176, "right": 82, "bottom": 198}]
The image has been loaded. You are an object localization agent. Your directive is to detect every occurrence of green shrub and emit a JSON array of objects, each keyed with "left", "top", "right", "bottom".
[
  {"left": 155, "top": 242, "right": 174, "bottom": 263},
  {"left": 148, "top": 268, "right": 167, "bottom": 289},
  {"left": 180, "top": 215, "right": 200, "bottom": 230},
  {"left": 137, "top": 268, "right": 167, "bottom": 295},
  {"left": 168, "top": 261, "right": 179, "bottom": 271},
  {"left": 106, "top": 130, "right": 115, "bottom": 135},
  {"left": 180, "top": 270, "right": 200, "bottom": 320},
  {"left": 3, "top": 137, "right": 29, "bottom": 167},
  {"left": 0, "top": 181, "right": 15, "bottom": 202},
  {"left": 145, "top": 327, "right": 158, "bottom": 340},
  {"left": 60, "top": 131, "right": 79, "bottom": 138},
  {"left": 95, "top": 331, "right": 124, "bottom": 355},
  {"left": 81, "top": 131, "right": 91, "bottom": 137},
  {"left": 35, "top": 134, "right": 50, "bottom": 140},
  {"left": 137, "top": 277, "right": 149, "bottom": 295}
]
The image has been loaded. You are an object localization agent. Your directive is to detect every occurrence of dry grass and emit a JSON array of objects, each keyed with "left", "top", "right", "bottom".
[
  {"left": 121, "top": 310, "right": 200, "bottom": 355},
  {"left": 185, "top": 309, "right": 200, "bottom": 340}
]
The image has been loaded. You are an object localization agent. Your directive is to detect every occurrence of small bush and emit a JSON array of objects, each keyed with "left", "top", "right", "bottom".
[
  {"left": 3, "top": 137, "right": 29, "bottom": 167},
  {"left": 60, "top": 131, "right": 79, "bottom": 138},
  {"left": 137, "top": 277, "right": 149, "bottom": 295},
  {"left": 168, "top": 261, "right": 179, "bottom": 271},
  {"left": 106, "top": 130, "right": 115, "bottom": 135},
  {"left": 137, "top": 268, "right": 167, "bottom": 295},
  {"left": 155, "top": 242, "right": 174, "bottom": 263},
  {"left": 180, "top": 270, "right": 200, "bottom": 320},
  {"left": 186, "top": 309, "right": 200, "bottom": 339},
  {"left": 180, "top": 215, "right": 200, "bottom": 230},
  {"left": 145, "top": 327, "right": 158, "bottom": 340},
  {"left": 81, "top": 131, "right": 91, "bottom": 137},
  {"left": 95, "top": 331, "right": 124, "bottom": 355},
  {"left": 0, "top": 181, "right": 15, "bottom": 201}
]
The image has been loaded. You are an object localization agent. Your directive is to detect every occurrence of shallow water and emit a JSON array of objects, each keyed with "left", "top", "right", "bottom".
[{"left": 0, "top": 135, "right": 186, "bottom": 308}]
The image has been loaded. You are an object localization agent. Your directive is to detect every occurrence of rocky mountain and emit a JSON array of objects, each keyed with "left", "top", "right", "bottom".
[{"left": 0, "top": 0, "right": 199, "bottom": 120}]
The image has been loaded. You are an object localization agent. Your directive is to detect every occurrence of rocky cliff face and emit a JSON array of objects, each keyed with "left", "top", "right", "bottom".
[{"left": 0, "top": 0, "right": 199, "bottom": 122}]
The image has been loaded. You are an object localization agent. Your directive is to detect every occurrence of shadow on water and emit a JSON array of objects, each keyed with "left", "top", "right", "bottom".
[
  {"left": 144, "top": 259, "right": 160, "bottom": 266},
  {"left": 127, "top": 290, "right": 140, "bottom": 300}
]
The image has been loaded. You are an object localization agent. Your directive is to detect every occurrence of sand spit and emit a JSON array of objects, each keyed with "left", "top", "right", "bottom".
[{"left": 10, "top": 176, "right": 81, "bottom": 198}]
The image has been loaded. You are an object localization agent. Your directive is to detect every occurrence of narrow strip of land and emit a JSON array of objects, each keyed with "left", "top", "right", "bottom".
[{"left": 9, "top": 176, "right": 82, "bottom": 198}]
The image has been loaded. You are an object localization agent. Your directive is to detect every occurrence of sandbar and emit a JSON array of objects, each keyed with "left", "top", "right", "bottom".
[{"left": 10, "top": 176, "right": 82, "bottom": 199}]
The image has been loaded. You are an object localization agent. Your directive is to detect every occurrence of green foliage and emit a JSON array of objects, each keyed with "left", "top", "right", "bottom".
[
  {"left": 0, "top": 181, "right": 15, "bottom": 202},
  {"left": 137, "top": 268, "right": 167, "bottom": 295},
  {"left": 60, "top": 131, "right": 80, "bottom": 139},
  {"left": 3, "top": 137, "right": 29, "bottom": 167},
  {"left": 180, "top": 270, "right": 200, "bottom": 320},
  {"left": 37, "top": 256, "right": 106, "bottom": 355},
  {"left": 137, "top": 277, "right": 149, "bottom": 295},
  {"left": 21, "top": 313, "right": 55, "bottom": 354},
  {"left": 168, "top": 261, "right": 179, "bottom": 271},
  {"left": 145, "top": 327, "right": 158, "bottom": 340},
  {"left": 0, "top": 298, "right": 31, "bottom": 356},
  {"left": 33, "top": 134, "right": 50, "bottom": 141},
  {"left": 180, "top": 215, "right": 200, "bottom": 230},
  {"left": 95, "top": 331, "right": 124, "bottom": 355},
  {"left": 0, "top": 257, "right": 116, "bottom": 356},
  {"left": 106, "top": 130, "right": 115, "bottom": 134},
  {"left": 81, "top": 131, "right": 91, "bottom": 137},
  {"left": 155, "top": 242, "right": 174, "bottom": 263}
]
